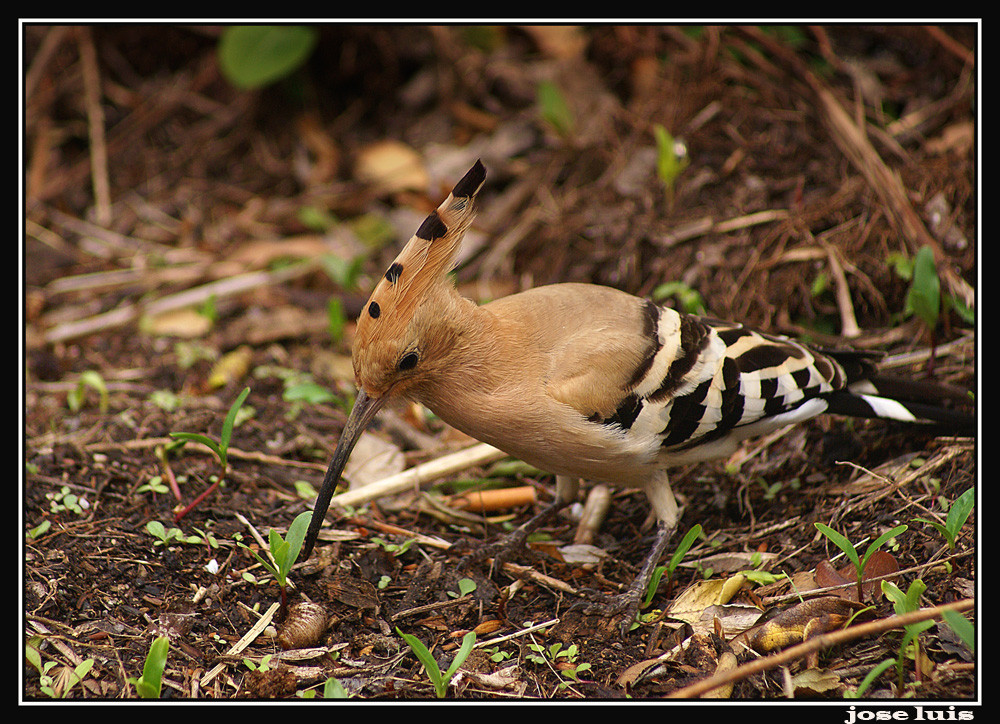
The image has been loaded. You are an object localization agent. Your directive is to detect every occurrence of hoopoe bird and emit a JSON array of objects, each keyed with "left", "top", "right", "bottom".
[{"left": 301, "top": 160, "right": 973, "bottom": 628}]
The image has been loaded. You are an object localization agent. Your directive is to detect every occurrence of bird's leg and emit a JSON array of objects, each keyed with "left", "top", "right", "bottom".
[
  {"left": 583, "top": 471, "right": 681, "bottom": 634},
  {"left": 583, "top": 519, "right": 677, "bottom": 634}
]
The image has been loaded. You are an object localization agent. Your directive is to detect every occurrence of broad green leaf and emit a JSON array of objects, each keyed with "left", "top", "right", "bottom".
[{"left": 219, "top": 26, "right": 318, "bottom": 89}]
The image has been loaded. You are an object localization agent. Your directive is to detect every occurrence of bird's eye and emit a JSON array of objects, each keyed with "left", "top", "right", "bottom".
[{"left": 398, "top": 351, "right": 419, "bottom": 371}]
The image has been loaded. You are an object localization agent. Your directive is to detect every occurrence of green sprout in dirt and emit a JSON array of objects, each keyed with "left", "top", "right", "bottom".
[
  {"left": 914, "top": 486, "right": 974, "bottom": 552},
  {"left": 881, "top": 578, "right": 935, "bottom": 689},
  {"left": 146, "top": 520, "right": 186, "bottom": 547},
  {"left": 653, "top": 123, "right": 689, "bottom": 206},
  {"left": 67, "top": 370, "right": 108, "bottom": 414},
  {"left": 814, "top": 522, "right": 907, "bottom": 602},
  {"left": 238, "top": 510, "right": 312, "bottom": 616},
  {"left": 127, "top": 636, "right": 170, "bottom": 699},
  {"left": 526, "top": 641, "right": 592, "bottom": 689},
  {"left": 447, "top": 577, "right": 477, "bottom": 599},
  {"left": 243, "top": 653, "right": 274, "bottom": 672},
  {"left": 26, "top": 636, "right": 95, "bottom": 699},
  {"left": 168, "top": 386, "right": 250, "bottom": 522},
  {"left": 639, "top": 524, "right": 703, "bottom": 619},
  {"left": 145, "top": 521, "right": 218, "bottom": 549},
  {"left": 137, "top": 474, "right": 170, "bottom": 496},
  {"left": 371, "top": 535, "right": 416, "bottom": 558},
  {"left": 890, "top": 245, "right": 974, "bottom": 367},
  {"left": 843, "top": 657, "right": 897, "bottom": 699},
  {"left": 299, "top": 676, "right": 351, "bottom": 699},
  {"left": 396, "top": 627, "right": 476, "bottom": 698},
  {"left": 47, "top": 485, "right": 89, "bottom": 515},
  {"left": 904, "top": 245, "right": 942, "bottom": 333}
]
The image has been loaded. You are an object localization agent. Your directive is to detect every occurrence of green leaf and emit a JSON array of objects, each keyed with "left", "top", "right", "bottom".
[
  {"left": 537, "top": 80, "right": 575, "bottom": 137},
  {"left": 941, "top": 610, "right": 974, "bottom": 653},
  {"left": 905, "top": 245, "right": 940, "bottom": 328},
  {"left": 653, "top": 123, "right": 689, "bottom": 193},
  {"left": 218, "top": 387, "right": 251, "bottom": 465},
  {"left": 168, "top": 432, "right": 222, "bottom": 460},
  {"left": 442, "top": 631, "right": 477, "bottom": 686},
  {"left": 814, "top": 523, "right": 860, "bottom": 568},
  {"left": 946, "top": 487, "right": 975, "bottom": 539},
  {"left": 861, "top": 524, "right": 907, "bottom": 570},
  {"left": 845, "top": 657, "right": 896, "bottom": 698},
  {"left": 322, "top": 676, "right": 349, "bottom": 698},
  {"left": 135, "top": 636, "right": 170, "bottom": 699},
  {"left": 284, "top": 511, "right": 312, "bottom": 567},
  {"left": 283, "top": 381, "right": 335, "bottom": 405},
  {"left": 456, "top": 577, "right": 477, "bottom": 597},
  {"left": 327, "top": 297, "right": 347, "bottom": 343},
  {"left": 218, "top": 26, "right": 318, "bottom": 89},
  {"left": 668, "top": 524, "right": 703, "bottom": 575},
  {"left": 397, "top": 629, "right": 443, "bottom": 692}
]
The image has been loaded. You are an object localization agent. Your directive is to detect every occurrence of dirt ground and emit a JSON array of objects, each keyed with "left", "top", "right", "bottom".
[{"left": 23, "top": 24, "right": 977, "bottom": 702}]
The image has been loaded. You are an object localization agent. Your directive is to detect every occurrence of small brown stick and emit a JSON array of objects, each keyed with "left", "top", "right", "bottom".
[{"left": 76, "top": 27, "right": 112, "bottom": 227}]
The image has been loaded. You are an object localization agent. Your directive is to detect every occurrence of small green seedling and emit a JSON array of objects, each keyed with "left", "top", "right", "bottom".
[
  {"left": 526, "top": 641, "right": 592, "bottom": 689},
  {"left": 844, "top": 657, "right": 896, "bottom": 699},
  {"left": 448, "top": 578, "right": 477, "bottom": 599},
  {"left": 146, "top": 521, "right": 185, "bottom": 547},
  {"left": 243, "top": 654, "right": 274, "bottom": 672},
  {"left": 128, "top": 636, "right": 170, "bottom": 699},
  {"left": 483, "top": 645, "right": 512, "bottom": 663},
  {"left": 168, "top": 386, "right": 250, "bottom": 522},
  {"left": 642, "top": 523, "right": 703, "bottom": 611},
  {"left": 239, "top": 511, "right": 312, "bottom": 613},
  {"left": 396, "top": 628, "right": 476, "bottom": 698},
  {"left": 914, "top": 486, "right": 974, "bottom": 551},
  {"left": 137, "top": 475, "right": 170, "bottom": 496},
  {"left": 26, "top": 636, "right": 95, "bottom": 699},
  {"left": 653, "top": 123, "right": 689, "bottom": 205},
  {"left": 881, "top": 578, "right": 935, "bottom": 687},
  {"left": 327, "top": 297, "right": 347, "bottom": 343},
  {"left": 904, "top": 245, "right": 941, "bottom": 332},
  {"left": 300, "top": 676, "right": 351, "bottom": 699},
  {"left": 170, "top": 386, "right": 250, "bottom": 471},
  {"left": 27, "top": 519, "right": 51, "bottom": 540},
  {"left": 815, "top": 522, "right": 907, "bottom": 602},
  {"left": 67, "top": 370, "right": 108, "bottom": 414},
  {"left": 47, "top": 485, "right": 88, "bottom": 515},
  {"left": 371, "top": 535, "right": 416, "bottom": 558}
]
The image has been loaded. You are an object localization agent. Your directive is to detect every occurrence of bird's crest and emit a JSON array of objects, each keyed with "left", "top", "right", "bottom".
[{"left": 351, "top": 159, "right": 487, "bottom": 390}]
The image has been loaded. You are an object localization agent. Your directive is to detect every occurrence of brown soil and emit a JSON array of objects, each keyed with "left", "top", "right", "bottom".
[{"left": 24, "top": 24, "right": 977, "bottom": 702}]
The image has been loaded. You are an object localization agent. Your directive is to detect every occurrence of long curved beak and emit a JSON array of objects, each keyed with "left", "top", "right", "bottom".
[{"left": 301, "top": 387, "right": 387, "bottom": 560}]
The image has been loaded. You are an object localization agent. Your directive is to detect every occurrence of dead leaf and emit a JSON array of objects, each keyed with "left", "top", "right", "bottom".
[
  {"left": 327, "top": 576, "right": 379, "bottom": 610},
  {"left": 520, "top": 26, "right": 587, "bottom": 59},
  {"left": 142, "top": 307, "right": 212, "bottom": 338},
  {"left": 355, "top": 140, "right": 428, "bottom": 195},
  {"left": 207, "top": 345, "right": 252, "bottom": 389},
  {"left": 792, "top": 667, "right": 842, "bottom": 695},
  {"left": 344, "top": 432, "right": 405, "bottom": 488},
  {"left": 736, "top": 597, "right": 865, "bottom": 654}
]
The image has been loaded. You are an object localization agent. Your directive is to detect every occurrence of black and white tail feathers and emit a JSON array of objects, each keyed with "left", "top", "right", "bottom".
[{"left": 821, "top": 349, "right": 975, "bottom": 435}]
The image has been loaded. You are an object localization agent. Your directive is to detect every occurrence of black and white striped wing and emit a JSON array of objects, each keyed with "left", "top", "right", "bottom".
[{"left": 617, "top": 309, "right": 922, "bottom": 465}]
